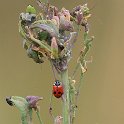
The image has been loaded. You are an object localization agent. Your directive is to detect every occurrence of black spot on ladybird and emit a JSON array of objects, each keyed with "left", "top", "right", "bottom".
[{"left": 53, "top": 91, "right": 56, "bottom": 94}]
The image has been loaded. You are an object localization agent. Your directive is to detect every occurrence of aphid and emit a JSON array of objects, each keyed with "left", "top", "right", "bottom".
[{"left": 53, "top": 80, "right": 63, "bottom": 98}]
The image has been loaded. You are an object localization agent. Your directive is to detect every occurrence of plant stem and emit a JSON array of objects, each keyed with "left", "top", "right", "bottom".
[
  {"left": 36, "top": 110, "right": 44, "bottom": 124},
  {"left": 20, "top": 109, "right": 32, "bottom": 124},
  {"left": 61, "top": 69, "right": 70, "bottom": 124},
  {"left": 21, "top": 113, "right": 28, "bottom": 124}
]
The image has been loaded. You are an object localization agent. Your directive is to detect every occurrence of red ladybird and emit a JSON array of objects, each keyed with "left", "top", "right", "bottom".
[{"left": 53, "top": 80, "right": 64, "bottom": 98}]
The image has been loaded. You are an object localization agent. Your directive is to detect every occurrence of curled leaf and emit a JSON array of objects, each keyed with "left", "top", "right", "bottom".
[
  {"left": 27, "top": 45, "right": 44, "bottom": 63},
  {"left": 31, "top": 23, "right": 59, "bottom": 38}
]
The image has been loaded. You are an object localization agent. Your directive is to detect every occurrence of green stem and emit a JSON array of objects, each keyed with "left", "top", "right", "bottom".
[
  {"left": 72, "top": 63, "right": 79, "bottom": 79},
  {"left": 21, "top": 113, "right": 28, "bottom": 124},
  {"left": 61, "top": 69, "right": 70, "bottom": 124},
  {"left": 69, "top": 80, "right": 76, "bottom": 124},
  {"left": 75, "top": 72, "right": 84, "bottom": 105},
  {"left": 36, "top": 111, "right": 44, "bottom": 124},
  {"left": 20, "top": 109, "right": 32, "bottom": 124}
]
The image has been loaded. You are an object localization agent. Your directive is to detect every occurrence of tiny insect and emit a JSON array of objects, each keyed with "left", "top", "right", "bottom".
[{"left": 53, "top": 80, "right": 64, "bottom": 98}]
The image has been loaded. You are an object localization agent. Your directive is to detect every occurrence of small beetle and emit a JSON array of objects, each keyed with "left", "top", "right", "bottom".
[{"left": 53, "top": 80, "right": 64, "bottom": 98}]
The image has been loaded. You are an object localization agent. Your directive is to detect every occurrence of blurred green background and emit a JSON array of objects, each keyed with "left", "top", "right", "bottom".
[{"left": 0, "top": 0, "right": 124, "bottom": 124}]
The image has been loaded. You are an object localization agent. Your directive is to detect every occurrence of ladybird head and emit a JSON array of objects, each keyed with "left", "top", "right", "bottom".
[{"left": 54, "top": 80, "right": 61, "bottom": 86}]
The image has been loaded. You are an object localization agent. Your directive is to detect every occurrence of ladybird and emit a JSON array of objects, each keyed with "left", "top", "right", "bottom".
[{"left": 53, "top": 80, "right": 64, "bottom": 98}]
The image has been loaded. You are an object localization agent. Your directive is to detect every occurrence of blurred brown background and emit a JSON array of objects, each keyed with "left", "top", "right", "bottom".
[{"left": 0, "top": 0, "right": 124, "bottom": 124}]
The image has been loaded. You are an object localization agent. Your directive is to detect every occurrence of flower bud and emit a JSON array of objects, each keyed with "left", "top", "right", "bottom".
[{"left": 51, "top": 37, "right": 58, "bottom": 59}]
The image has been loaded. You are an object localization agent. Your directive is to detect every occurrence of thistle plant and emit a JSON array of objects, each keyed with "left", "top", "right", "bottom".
[{"left": 6, "top": 0, "right": 94, "bottom": 124}]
